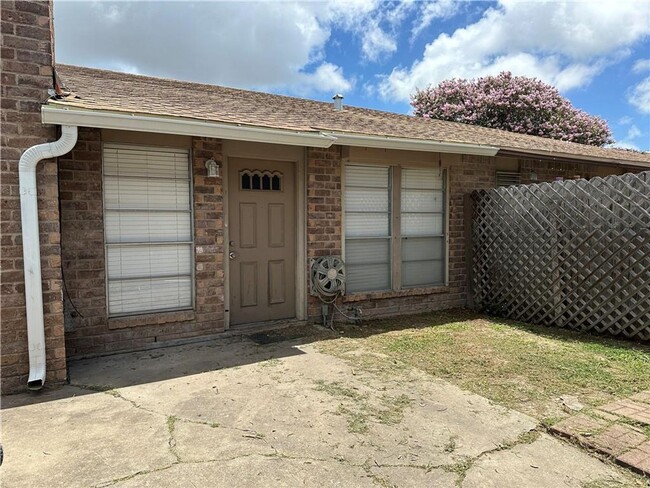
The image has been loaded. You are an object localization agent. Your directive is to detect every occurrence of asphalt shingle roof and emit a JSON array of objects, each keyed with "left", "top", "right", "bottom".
[{"left": 51, "top": 64, "right": 650, "bottom": 167}]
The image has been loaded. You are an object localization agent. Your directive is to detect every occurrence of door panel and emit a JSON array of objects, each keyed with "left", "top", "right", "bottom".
[
  {"left": 239, "top": 203, "right": 257, "bottom": 248},
  {"left": 268, "top": 260, "right": 286, "bottom": 304},
  {"left": 228, "top": 158, "right": 295, "bottom": 325}
]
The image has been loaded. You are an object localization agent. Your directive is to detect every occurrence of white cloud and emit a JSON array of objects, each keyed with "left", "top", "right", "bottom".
[
  {"left": 55, "top": 1, "right": 366, "bottom": 96},
  {"left": 610, "top": 141, "right": 640, "bottom": 150},
  {"left": 627, "top": 124, "right": 642, "bottom": 139},
  {"left": 295, "top": 62, "right": 354, "bottom": 95},
  {"left": 362, "top": 23, "right": 398, "bottom": 61},
  {"left": 618, "top": 115, "right": 633, "bottom": 125},
  {"left": 633, "top": 59, "right": 650, "bottom": 73},
  {"left": 628, "top": 77, "right": 650, "bottom": 114},
  {"left": 379, "top": 0, "right": 650, "bottom": 101},
  {"left": 411, "top": 0, "right": 459, "bottom": 41},
  {"left": 55, "top": 0, "right": 419, "bottom": 95}
]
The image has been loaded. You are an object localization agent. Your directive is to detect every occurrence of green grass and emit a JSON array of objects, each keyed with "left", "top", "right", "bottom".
[
  {"left": 315, "top": 380, "right": 414, "bottom": 434},
  {"left": 316, "top": 311, "right": 650, "bottom": 419}
]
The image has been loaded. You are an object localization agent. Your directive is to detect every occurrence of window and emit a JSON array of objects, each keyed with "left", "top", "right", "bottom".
[
  {"left": 496, "top": 171, "right": 521, "bottom": 187},
  {"left": 344, "top": 165, "right": 391, "bottom": 293},
  {"left": 240, "top": 169, "right": 282, "bottom": 191},
  {"left": 103, "top": 144, "right": 193, "bottom": 316},
  {"left": 344, "top": 164, "right": 446, "bottom": 294},
  {"left": 400, "top": 167, "right": 445, "bottom": 287}
]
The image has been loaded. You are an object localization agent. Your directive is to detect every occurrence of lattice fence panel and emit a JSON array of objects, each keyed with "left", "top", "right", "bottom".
[{"left": 471, "top": 171, "right": 650, "bottom": 340}]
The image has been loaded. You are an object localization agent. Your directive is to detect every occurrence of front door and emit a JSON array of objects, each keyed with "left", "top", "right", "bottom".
[{"left": 228, "top": 158, "right": 296, "bottom": 325}]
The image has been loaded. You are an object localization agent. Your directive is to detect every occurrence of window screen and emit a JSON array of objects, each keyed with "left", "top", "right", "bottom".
[
  {"left": 103, "top": 144, "right": 193, "bottom": 315},
  {"left": 401, "top": 167, "right": 445, "bottom": 287},
  {"left": 344, "top": 165, "right": 391, "bottom": 293}
]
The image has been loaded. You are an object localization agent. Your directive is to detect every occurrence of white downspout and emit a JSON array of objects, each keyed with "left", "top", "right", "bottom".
[{"left": 19, "top": 125, "right": 78, "bottom": 390}]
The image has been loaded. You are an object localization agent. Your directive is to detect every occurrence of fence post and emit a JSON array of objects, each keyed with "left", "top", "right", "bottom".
[{"left": 464, "top": 192, "right": 475, "bottom": 309}]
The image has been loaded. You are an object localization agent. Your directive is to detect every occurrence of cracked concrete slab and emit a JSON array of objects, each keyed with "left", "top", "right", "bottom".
[
  {"left": 0, "top": 332, "right": 633, "bottom": 487},
  {"left": 112, "top": 456, "right": 376, "bottom": 487},
  {"left": 370, "top": 466, "right": 457, "bottom": 487},
  {"left": 462, "top": 434, "right": 628, "bottom": 488},
  {"left": 1, "top": 387, "right": 174, "bottom": 488}
]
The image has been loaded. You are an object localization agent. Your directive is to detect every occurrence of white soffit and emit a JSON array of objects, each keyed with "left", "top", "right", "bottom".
[
  {"left": 42, "top": 105, "right": 336, "bottom": 148},
  {"left": 42, "top": 105, "right": 499, "bottom": 155}
]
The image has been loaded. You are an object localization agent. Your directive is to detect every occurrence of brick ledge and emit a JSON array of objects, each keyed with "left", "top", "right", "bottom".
[
  {"left": 108, "top": 310, "right": 196, "bottom": 330},
  {"left": 342, "top": 286, "right": 451, "bottom": 303}
]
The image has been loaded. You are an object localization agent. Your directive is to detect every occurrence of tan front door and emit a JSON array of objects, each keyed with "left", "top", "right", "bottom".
[{"left": 228, "top": 158, "right": 296, "bottom": 325}]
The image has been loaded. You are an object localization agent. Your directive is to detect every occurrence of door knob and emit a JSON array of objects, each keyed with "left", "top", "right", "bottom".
[{"left": 229, "top": 251, "right": 237, "bottom": 260}]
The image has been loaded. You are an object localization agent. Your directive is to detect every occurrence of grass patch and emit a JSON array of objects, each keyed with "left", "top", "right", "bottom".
[
  {"left": 336, "top": 405, "right": 369, "bottom": 434},
  {"left": 317, "top": 380, "right": 413, "bottom": 434},
  {"left": 315, "top": 311, "right": 650, "bottom": 420},
  {"left": 315, "top": 380, "right": 365, "bottom": 401}
]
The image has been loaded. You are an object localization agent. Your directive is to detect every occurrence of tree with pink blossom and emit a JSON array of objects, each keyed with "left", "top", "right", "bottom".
[{"left": 411, "top": 72, "right": 613, "bottom": 146}]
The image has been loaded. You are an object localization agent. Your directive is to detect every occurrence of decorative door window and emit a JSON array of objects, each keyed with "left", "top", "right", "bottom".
[{"left": 240, "top": 169, "right": 282, "bottom": 191}]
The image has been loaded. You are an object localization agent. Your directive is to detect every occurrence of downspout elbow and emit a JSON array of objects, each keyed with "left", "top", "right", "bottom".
[{"left": 19, "top": 125, "right": 78, "bottom": 390}]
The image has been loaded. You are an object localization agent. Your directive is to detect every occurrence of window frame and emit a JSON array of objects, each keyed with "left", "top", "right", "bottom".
[
  {"left": 102, "top": 142, "right": 195, "bottom": 318},
  {"left": 343, "top": 162, "right": 448, "bottom": 295}
]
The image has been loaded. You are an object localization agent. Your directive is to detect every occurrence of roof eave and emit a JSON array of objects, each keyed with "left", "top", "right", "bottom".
[
  {"left": 41, "top": 104, "right": 337, "bottom": 148},
  {"left": 322, "top": 131, "right": 499, "bottom": 156},
  {"left": 42, "top": 104, "right": 501, "bottom": 156},
  {"left": 497, "top": 148, "right": 650, "bottom": 169}
]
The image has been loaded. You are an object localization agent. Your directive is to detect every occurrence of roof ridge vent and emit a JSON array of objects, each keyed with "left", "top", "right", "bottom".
[{"left": 332, "top": 93, "right": 344, "bottom": 111}]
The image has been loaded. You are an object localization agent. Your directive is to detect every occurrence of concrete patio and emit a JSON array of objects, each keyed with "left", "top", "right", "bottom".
[{"left": 0, "top": 325, "right": 636, "bottom": 487}]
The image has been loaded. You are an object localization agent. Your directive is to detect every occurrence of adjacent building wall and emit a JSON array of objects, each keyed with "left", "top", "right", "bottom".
[{"left": 0, "top": 0, "right": 67, "bottom": 393}]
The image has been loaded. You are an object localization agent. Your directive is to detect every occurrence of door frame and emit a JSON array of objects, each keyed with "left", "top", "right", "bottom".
[{"left": 222, "top": 140, "right": 307, "bottom": 328}]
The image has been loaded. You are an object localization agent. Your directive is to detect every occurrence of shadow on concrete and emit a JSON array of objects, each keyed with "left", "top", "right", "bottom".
[
  {"left": 5, "top": 307, "right": 645, "bottom": 409},
  {"left": 2, "top": 322, "right": 334, "bottom": 409}
]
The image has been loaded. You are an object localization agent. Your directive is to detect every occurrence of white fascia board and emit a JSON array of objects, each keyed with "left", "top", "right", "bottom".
[
  {"left": 322, "top": 131, "right": 499, "bottom": 156},
  {"left": 41, "top": 105, "right": 337, "bottom": 148}
]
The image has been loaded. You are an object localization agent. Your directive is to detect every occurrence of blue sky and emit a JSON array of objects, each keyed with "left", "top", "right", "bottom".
[{"left": 54, "top": 0, "right": 650, "bottom": 150}]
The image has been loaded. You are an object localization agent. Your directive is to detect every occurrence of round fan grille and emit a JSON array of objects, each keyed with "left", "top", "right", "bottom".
[{"left": 311, "top": 256, "right": 345, "bottom": 298}]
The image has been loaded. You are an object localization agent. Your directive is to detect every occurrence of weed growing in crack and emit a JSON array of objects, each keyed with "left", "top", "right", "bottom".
[{"left": 442, "top": 457, "right": 474, "bottom": 486}]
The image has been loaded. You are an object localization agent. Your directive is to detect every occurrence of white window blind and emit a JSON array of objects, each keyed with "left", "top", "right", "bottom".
[
  {"left": 401, "top": 167, "right": 445, "bottom": 288},
  {"left": 344, "top": 165, "right": 391, "bottom": 293},
  {"left": 103, "top": 144, "right": 193, "bottom": 315}
]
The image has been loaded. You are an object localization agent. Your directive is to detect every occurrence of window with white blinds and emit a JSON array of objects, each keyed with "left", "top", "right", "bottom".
[
  {"left": 401, "top": 167, "right": 445, "bottom": 287},
  {"left": 103, "top": 144, "right": 193, "bottom": 316},
  {"left": 344, "top": 164, "right": 446, "bottom": 293},
  {"left": 344, "top": 165, "right": 391, "bottom": 293}
]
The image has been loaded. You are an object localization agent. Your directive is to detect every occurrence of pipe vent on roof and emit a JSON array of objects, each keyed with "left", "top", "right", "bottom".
[{"left": 332, "top": 94, "right": 344, "bottom": 111}]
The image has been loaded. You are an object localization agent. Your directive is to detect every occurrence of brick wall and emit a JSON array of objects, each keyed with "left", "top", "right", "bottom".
[
  {"left": 306, "top": 146, "right": 343, "bottom": 318},
  {"left": 305, "top": 151, "right": 497, "bottom": 322},
  {"left": 60, "top": 134, "right": 226, "bottom": 358},
  {"left": 0, "top": 0, "right": 67, "bottom": 393}
]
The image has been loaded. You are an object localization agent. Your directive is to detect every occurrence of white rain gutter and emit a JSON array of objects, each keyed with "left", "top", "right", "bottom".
[
  {"left": 321, "top": 131, "right": 499, "bottom": 156},
  {"left": 19, "top": 125, "right": 78, "bottom": 390},
  {"left": 42, "top": 105, "right": 500, "bottom": 156},
  {"left": 42, "top": 105, "right": 336, "bottom": 148}
]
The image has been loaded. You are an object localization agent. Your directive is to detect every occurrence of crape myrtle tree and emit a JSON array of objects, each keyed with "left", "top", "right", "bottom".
[{"left": 411, "top": 72, "right": 613, "bottom": 146}]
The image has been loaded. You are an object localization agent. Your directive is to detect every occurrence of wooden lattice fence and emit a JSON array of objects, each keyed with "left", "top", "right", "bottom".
[{"left": 471, "top": 171, "right": 650, "bottom": 340}]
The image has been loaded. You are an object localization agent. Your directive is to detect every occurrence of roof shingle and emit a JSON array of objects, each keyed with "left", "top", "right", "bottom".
[{"left": 51, "top": 64, "right": 650, "bottom": 167}]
